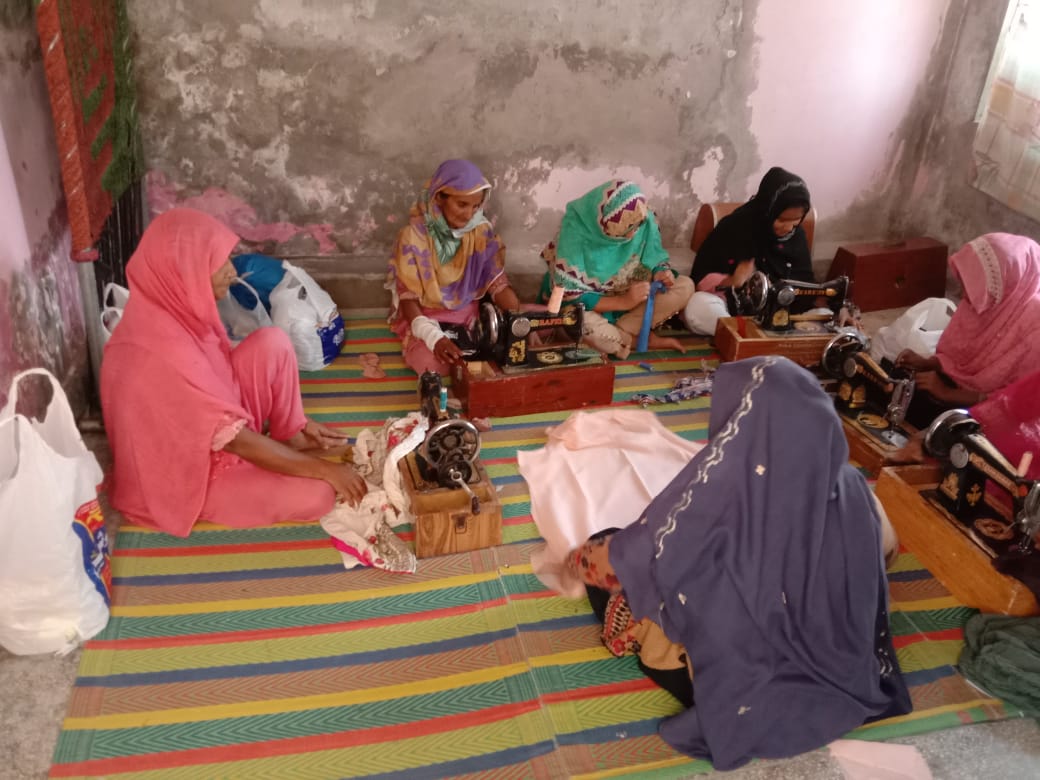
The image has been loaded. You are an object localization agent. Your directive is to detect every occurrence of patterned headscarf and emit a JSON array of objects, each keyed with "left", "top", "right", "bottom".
[
  {"left": 542, "top": 180, "right": 669, "bottom": 313},
  {"left": 387, "top": 159, "right": 504, "bottom": 313},
  {"left": 936, "top": 233, "right": 1040, "bottom": 392}
]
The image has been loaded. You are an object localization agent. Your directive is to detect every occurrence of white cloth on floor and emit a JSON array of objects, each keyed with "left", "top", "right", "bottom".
[
  {"left": 320, "top": 486, "right": 417, "bottom": 574},
  {"left": 322, "top": 413, "right": 428, "bottom": 572},
  {"left": 517, "top": 408, "right": 704, "bottom": 597},
  {"left": 829, "top": 739, "right": 933, "bottom": 780}
]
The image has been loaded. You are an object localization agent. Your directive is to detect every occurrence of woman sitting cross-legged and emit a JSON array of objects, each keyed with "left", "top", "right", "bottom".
[
  {"left": 683, "top": 166, "right": 818, "bottom": 336},
  {"left": 539, "top": 180, "right": 694, "bottom": 358},
  {"left": 101, "top": 208, "right": 367, "bottom": 537},
  {"left": 565, "top": 356, "right": 911, "bottom": 770},
  {"left": 387, "top": 158, "right": 523, "bottom": 375}
]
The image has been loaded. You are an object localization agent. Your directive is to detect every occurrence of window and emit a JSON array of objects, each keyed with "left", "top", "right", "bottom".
[{"left": 973, "top": 0, "right": 1040, "bottom": 219}]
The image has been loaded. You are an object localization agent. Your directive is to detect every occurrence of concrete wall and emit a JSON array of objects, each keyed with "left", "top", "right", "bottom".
[
  {"left": 126, "top": 0, "right": 960, "bottom": 303},
  {"left": 0, "top": 3, "right": 89, "bottom": 417},
  {"left": 902, "top": 0, "right": 1040, "bottom": 254}
]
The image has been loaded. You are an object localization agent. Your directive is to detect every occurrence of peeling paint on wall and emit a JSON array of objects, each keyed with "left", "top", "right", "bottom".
[{"left": 126, "top": 0, "right": 1007, "bottom": 297}]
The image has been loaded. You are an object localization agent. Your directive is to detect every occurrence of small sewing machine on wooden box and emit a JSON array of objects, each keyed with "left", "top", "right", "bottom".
[
  {"left": 399, "top": 371, "right": 502, "bottom": 558},
  {"left": 875, "top": 409, "right": 1040, "bottom": 615},
  {"left": 449, "top": 301, "right": 615, "bottom": 417},
  {"left": 821, "top": 329, "right": 916, "bottom": 474},
  {"left": 714, "top": 272, "right": 853, "bottom": 367}
]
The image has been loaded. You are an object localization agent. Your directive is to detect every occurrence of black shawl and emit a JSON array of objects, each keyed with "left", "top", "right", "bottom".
[{"left": 691, "top": 167, "right": 814, "bottom": 285}]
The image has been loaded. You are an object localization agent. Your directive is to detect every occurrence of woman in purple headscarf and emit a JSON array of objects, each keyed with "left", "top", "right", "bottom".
[
  {"left": 387, "top": 159, "right": 521, "bottom": 375},
  {"left": 566, "top": 356, "right": 911, "bottom": 770}
]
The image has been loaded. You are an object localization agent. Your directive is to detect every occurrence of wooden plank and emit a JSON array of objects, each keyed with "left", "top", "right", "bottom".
[{"left": 875, "top": 465, "right": 1038, "bottom": 616}]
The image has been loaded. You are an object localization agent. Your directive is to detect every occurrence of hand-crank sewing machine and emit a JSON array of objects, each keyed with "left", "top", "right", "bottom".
[
  {"left": 874, "top": 409, "right": 1040, "bottom": 615},
  {"left": 400, "top": 371, "right": 502, "bottom": 558},
  {"left": 821, "top": 329, "right": 916, "bottom": 461},
  {"left": 714, "top": 272, "right": 859, "bottom": 369},
  {"left": 731, "top": 271, "right": 851, "bottom": 332},
  {"left": 923, "top": 409, "right": 1040, "bottom": 556},
  {"left": 449, "top": 301, "right": 616, "bottom": 417}
]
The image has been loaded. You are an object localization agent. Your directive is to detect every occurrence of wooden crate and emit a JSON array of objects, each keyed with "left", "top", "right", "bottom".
[
  {"left": 827, "top": 237, "right": 948, "bottom": 312},
  {"left": 714, "top": 316, "right": 833, "bottom": 367},
  {"left": 874, "top": 464, "right": 1039, "bottom": 616},
  {"left": 400, "top": 452, "right": 502, "bottom": 558},
  {"left": 840, "top": 415, "right": 918, "bottom": 477},
  {"left": 450, "top": 358, "right": 615, "bottom": 418}
]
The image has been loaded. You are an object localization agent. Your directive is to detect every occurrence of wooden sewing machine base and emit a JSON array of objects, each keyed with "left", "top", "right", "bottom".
[
  {"left": 875, "top": 464, "right": 1039, "bottom": 616},
  {"left": 451, "top": 356, "right": 615, "bottom": 417},
  {"left": 399, "top": 451, "right": 502, "bottom": 559},
  {"left": 714, "top": 316, "right": 834, "bottom": 367},
  {"left": 839, "top": 411, "right": 917, "bottom": 476}
]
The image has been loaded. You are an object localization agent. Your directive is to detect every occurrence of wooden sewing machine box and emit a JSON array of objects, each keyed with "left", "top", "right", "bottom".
[
  {"left": 399, "top": 451, "right": 502, "bottom": 558},
  {"left": 714, "top": 316, "right": 832, "bottom": 368},
  {"left": 840, "top": 416, "right": 920, "bottom": 477},
  {"left": 827, "top": 237, "right": 948, "bottom": 312},
  {"left": 875, "top": 464, "right": 1039, "bottom": 616},
  {"left": 450, "top": 358, "right": 615, "bottom": 418}
]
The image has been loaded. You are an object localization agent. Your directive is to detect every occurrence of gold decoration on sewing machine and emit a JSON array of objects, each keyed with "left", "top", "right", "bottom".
[
  {"left": 940, "top": 471, "right": 961, "bottom": 501},
  {"left": 967, "top": 482, "right": 983, "bottom": 507},
  {"left": 838, "top": 382, "right": 852, "bottom": 402}
]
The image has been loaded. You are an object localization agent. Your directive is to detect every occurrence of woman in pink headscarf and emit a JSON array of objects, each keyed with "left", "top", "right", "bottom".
[
  {"left": 101, "top": 208, "right": 366, "bottom": 537},
  {"left": 896, "top": 233, "right": 1040, "bottom": 478}
]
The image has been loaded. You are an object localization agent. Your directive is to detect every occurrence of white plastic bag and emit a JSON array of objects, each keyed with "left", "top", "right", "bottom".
[
  {"left": 217, "top": 277, "right": 274, "bottom": 343},
  {"left": 269, "top": 262, "right": 345, "bottom": 371},
  {"left": 870, "top": 297, "right": 957, "bottom": 363},
  {"left": 100, "top": 282, "right": 130, "bottom": 344},
  {"left": 0, "top": 369, "right": 111, "bottom": 655}
]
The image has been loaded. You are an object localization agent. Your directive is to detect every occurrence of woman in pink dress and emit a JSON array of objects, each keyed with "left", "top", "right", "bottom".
[{"left": 101, "top": 208, "right": 366, "bottom": 536}]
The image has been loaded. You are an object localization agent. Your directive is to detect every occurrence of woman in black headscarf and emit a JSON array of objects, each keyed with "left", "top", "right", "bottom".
[
  {"left": 566, "top": 356, "right": 910, "bottom": 770},
  {"left": 683, "top": 167, "right": 814, "bottom": 334}
]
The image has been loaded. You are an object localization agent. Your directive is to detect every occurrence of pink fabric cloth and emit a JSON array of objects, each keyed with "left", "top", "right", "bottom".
[
  {"left": 517, "top": 408, "right": 704, "bottom": 597},
  {"left": 101, "top": 209, "right": 316, "bottom": 536},
  {"left": 971, "top": 368, "right": 1040, "bottom": 481},
  {"left": 937, "top": 233, "right": 1040, "bottom": 393}
]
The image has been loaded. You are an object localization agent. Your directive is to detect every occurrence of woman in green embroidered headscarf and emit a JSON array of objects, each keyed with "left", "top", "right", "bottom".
[
  {"left": 388, "top": 159, "right": 522, "bottom": 375},
  {"left": 540, "top": 180, "right": 694, "bottom": 358}
]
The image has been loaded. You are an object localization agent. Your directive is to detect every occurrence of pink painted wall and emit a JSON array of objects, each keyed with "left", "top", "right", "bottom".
[{"left": 748, "top": 0, "right": 951, "bottom": 260}]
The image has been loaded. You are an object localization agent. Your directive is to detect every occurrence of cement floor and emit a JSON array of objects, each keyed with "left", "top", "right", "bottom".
[{"left": 3, "top": 309, "right": 1040, "bottom": 779}]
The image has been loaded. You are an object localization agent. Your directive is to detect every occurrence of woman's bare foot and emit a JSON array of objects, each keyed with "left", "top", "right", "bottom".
[{"left": 646, "top": 331, "right": 688, "bottom": 354}]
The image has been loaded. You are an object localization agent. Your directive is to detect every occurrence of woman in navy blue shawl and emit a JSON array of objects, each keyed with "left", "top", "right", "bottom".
[{"left": 601, "top": 356, "right": 910, "bottom": 769}]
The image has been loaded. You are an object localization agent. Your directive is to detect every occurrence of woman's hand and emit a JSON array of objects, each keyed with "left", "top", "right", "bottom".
[
  {"left": 293, "top": 419, "right": 349, "bottom": 450},
  {"left": 895, "top": 350, "right": 940, "bottom": 372},
  {"left": 729, "top": 259, "right": 756, "bottom": 289},
  {"left": 622, "top": 281, "right": 652, "bottom": 308},
  {"left": 914, "top": 371, "right": 984, "bottom": 406},
  {"left": 652, "top": 269, "right": 675, "bottom": 288},
  {"left": 324, "top": 462, "right": 368, "bottom": 507},
  {"left": 433, "top": 336, "right": 465, "bottom": 367}
]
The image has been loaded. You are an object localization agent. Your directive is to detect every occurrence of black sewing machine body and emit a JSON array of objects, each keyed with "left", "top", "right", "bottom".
[
  {"left": 414, "top": 371, "right": 482, "bottom": 501},
  {"left": 445, "top": 301, "right": 599, "bottom": 373},
  {"left": 923, "top": 409, "right": 1040, "bottom": 555},
  {"left": 731, "top": 271, "right": 850, "bottom": 332},
  {"left": 822, "top": 330, "right": 914, "bottom": 448}
]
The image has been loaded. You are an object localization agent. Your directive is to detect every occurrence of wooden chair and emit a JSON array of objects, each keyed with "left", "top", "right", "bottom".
[{"left": 689, "top": 202, "right": 817, "bottom": 253}]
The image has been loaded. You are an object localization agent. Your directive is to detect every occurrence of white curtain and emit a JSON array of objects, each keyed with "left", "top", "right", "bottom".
[{"left": 973, "top": 2, "right": 1040, "bottom": 219}]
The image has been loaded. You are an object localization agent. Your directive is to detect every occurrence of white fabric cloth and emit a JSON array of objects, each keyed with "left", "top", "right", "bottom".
[
  {"left": 517, "top": 408, "right": 704, "bottom": 597},
  {"left": 682, "top": 290, "right": 730, "bottom": 336}
]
